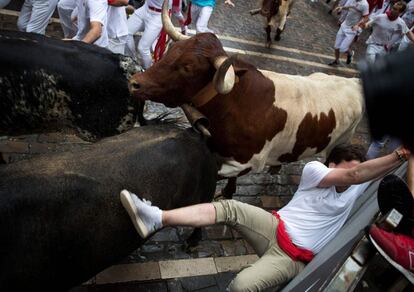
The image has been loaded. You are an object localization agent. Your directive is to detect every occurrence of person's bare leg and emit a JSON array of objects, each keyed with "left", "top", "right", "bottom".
[{"left": 162, "top": 203, "right": 216, "bottom": 227}]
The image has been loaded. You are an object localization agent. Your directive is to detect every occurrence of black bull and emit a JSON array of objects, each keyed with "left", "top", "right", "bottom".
[
  {"left": 0, "top": 125, "right": 217, "bottom": 291},
  {"left": 0, "top": 30, "right": 144, "bottom": 141}
]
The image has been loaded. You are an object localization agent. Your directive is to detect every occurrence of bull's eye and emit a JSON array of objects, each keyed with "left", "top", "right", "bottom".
[
  {"left": 183, "top": 64, "right": 193, "bottom": 73},
  {"left": 130, "top": 81, "right": 140, "bottom": 90}
]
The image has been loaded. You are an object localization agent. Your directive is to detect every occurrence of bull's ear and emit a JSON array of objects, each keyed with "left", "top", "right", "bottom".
[
  {"left": 231, "top": 55, "right": 250, "bottom": 77},
  {"left": 234, "top": 67, "right": 249, "bottom": 77}
]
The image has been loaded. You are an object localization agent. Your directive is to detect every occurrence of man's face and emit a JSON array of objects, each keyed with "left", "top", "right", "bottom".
[{"left": 391, "top": 4, "right": 404, "bottom": 17}]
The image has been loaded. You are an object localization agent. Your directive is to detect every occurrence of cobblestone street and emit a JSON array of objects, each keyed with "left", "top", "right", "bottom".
[{"left": 0, "top": 1, "right": 378, "bottom": 291}]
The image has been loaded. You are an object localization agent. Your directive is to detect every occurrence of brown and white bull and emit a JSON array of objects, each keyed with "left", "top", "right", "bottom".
[
  {"left": 128, "top": 0, "right": 365, "bottom": 197},
  {"left": 251, "top": 0, "right": 295, "bottom": 45}
]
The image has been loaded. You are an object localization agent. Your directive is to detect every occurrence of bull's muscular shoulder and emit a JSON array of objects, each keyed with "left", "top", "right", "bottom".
[
  {"left": 202, "top": 66, "right": 288, "bottom": 164},
  {"left": 204, "top": 68, "right": 364, "bottom": 165},
  {"left": 261, "top": 71, "right": 364, "bottom": 162}
]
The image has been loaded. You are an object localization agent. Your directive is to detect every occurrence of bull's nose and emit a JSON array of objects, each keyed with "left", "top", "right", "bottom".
[{"left": 128, "top": 80, "right": 140, "bottom": 92}]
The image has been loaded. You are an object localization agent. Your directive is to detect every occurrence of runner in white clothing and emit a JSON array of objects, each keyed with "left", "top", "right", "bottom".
[
  {"left": 58, "top": 0, "right": 78, "bottom": 38},
  {"left": 17, "top": 0, "right": 59, "bottom": 35},
  {"left": 125, "top": 0, "right": 170, "bottom": 69},
  {"left": 358, "top": 1, "right": 414, "bottom": 63},
  {"left": 399, "top": 0, "right": 414, "bottom": 51},
  {"left": 329, "top": 0, "right": 369, "bottom": 66},
  {"left": 72, "top": 0, "right": 109, "bottom": 48},
  {"left": 190, "top": 0, "right": 234, "bottom": 34},
  {"left": 107, "top": 0, "right": 129, "bottom": 54}
]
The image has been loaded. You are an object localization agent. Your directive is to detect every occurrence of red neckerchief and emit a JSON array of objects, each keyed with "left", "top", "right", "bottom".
[
  {"left": 272, "top": 211, "right": 314, "bottom": 263},
  {"left": 368, "top": 0, "right": 384, "bottom": 13},
  {"left": 386, "top": 10, "right": 399, "bottom": 21},
  {"left": 184, "top": 2, "right": 192, "bottom": 26}
]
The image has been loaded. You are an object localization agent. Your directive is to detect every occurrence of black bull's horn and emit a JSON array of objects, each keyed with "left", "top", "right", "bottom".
[
  {"left": 181, "top": 104, "right": 211, "bottom": 138},
  {"left": 161, "top": 0, "right": 235, "bottom": 94}
]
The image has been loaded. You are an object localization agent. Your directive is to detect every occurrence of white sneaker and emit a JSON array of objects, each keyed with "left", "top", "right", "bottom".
[{"left": 120, "top": 189, "right": 162, "bottom": 238}]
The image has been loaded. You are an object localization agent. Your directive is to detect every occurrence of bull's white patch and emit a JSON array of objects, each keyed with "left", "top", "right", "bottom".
[
  {"left": 217, "top": 70, "right": 364, "bottom": 177},
  {"left": 218, "top": 159, "right": 251, "bottom": 178}
]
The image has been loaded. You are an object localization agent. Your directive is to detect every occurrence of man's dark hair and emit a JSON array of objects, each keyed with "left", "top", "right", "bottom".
[
  {"left": 394, "top": 1, "right": 407, "bottom": 13},
  {"left": 325, "top": 144, "right": 367, "bottom": 166}
]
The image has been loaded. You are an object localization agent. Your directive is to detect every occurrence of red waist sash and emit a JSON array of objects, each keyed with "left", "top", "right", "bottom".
[{"left": 272, "top": 211, "right": 314, "bottom": 263}]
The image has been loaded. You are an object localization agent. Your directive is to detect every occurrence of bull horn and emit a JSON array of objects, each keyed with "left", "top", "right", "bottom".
[
  {"left": 213, "top": 56, "right": 235, "bottom": 95},
  {"left": 162, "top": 0, "right": 190, "bottom": 42}
]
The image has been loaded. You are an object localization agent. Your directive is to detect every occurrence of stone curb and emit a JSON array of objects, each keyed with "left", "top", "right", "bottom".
[{"left": 88, "top": 254, "right": 259, "bottom": 286}]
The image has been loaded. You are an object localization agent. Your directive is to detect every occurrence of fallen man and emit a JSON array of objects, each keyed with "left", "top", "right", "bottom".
[{"left": 121, "top": 143, "right": 410, "bottom": 291}]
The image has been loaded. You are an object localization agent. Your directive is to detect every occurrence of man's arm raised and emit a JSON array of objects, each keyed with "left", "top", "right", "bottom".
[{"left": 319, "top": 148, "right": 409, "bottom": 188}]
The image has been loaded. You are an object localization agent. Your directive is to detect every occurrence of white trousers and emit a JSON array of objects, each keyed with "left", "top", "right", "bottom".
[
  {"left": 126, "top": 5, "right": 163, "bottom": 69},
  {"left": 57, "top": 0, "right": 77, "bottom": 38},
  {"left": 334, "top": 26, "right": 356, "bottom": 53},
  {"left": 0, "top": 0, "right": 10, "bottom": 9},
  {"left": 398, "top": 35, "right": 412, "bottom": 51},
  {"left": 191, "top": 4, "right": 214, "bottom": 34},
  {"left": 17, "top": 0, "right": 59, "bottom": 35},
  {"left": 365, "top": 43, "right": 387, "bottom": 63},
  {"left": 109, "top": 35, "right": 128, "bottom": 54}
]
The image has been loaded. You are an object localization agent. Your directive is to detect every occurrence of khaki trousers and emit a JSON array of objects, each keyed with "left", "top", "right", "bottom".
[{"left": 212, "top": 200, "right": 305, "bottom": 292}]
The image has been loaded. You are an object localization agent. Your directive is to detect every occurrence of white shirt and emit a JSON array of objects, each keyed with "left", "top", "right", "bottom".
[
  {"left": 342, "top": 0, "right": 369, "bottom": 28},
  {"left": 107, "top": 6, "right": 128, "bottom": 39},
  {"left": 278, "top": 161, "right": 370, "bottom": 254},
  {"left": 146, "top": 0, "right": 168, "bottom": 10},
  {"left": 73, "top": 0, "right": 109, "bottom": 48},
  {"left": 402, "top": 1, "right": 414, "bottom": 28},
  {"left": 367, "top": 14, "right": 410, "bottom": 46}
]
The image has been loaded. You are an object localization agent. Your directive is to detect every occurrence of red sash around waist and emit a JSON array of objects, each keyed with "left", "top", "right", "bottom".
[
  {"left": 148, "top": 5, "right": 162, "bottom": 13},
  {"left": 272, "top": 211, "right": 314, "bottom": 263}
]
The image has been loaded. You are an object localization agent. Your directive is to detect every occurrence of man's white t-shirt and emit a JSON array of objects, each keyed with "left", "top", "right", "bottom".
[
  {"left": 366, "top": 14, "right": 410, "bottom": 46},
  {"left": 73, "top": 0, "right": 108, "bottom": 48},
  {"left": 278, "top": 161, "right": 370, "bottom": 254},
  {"left": 402, "top": 1, "right": 414, "bottom": 28},
  {"left": 107, "top": 6, "right": 128, "bottom": 40},
  {"left": 342, "top": 0, "right": 369, "bottom": 28}
]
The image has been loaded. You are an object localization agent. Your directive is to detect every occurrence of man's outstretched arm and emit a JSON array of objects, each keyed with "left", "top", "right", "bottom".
[{"left": 319, "top": 148, "right": 409, "bottom": 188}]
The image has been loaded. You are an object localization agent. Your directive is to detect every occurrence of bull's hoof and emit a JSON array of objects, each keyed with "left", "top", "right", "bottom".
[
  {"left": 186, "top": 227, "right": 203, "bottom": 248},
  {"left": 275, "top": 28, "right": 282, "bottom": 41},
  {"left": 268, "top": 165, "right": 282, "bottom": 175},
  {"left": 266, "top": 41, "right": 272, "bottom": 48},
  {"left": 0, "top": 153, "right": 6, "bottom": 164},
  {"left": 214, "top": 191, "right": 229, "bottom": 201}
]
